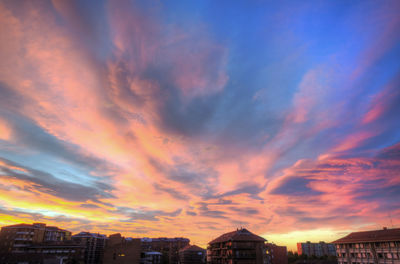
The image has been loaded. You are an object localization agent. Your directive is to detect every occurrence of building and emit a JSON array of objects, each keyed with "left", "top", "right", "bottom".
[
  {"left": 141, "top": 237, "right": 190, "bottom": 264},
  {"left": 297, "top": 241, "right": 336, "bottom": 257},
  {"left": 72, "top": 231, "right": 107, "bottom": 264},
  {"left": 141, "top": 251, "right": 162, "bottom": 264},
  {"left": 103, "top": 233, "right": 141, "bottom": 264},
  {"left": 266, "top": 243, "right": 288, "bottom": 264},
  {"left": 207, "top": 228, "right": 268, "bottom": 264},
  {"left": 179, "top": 244, "right": 206, "bottom": 264},
  {"left": 0, "top": 223, "right": 72, "bottom": 262},
  {"left": 332, "top": 227, "right": 400, "bottom": 264},
  {"left": 9, "top": 241, "right": 85, "bottom": 264}
]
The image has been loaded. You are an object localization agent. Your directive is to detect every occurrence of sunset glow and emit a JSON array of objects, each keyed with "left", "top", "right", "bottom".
[{"left": 0, "top": 0, "right": 399, "bottom": 251}]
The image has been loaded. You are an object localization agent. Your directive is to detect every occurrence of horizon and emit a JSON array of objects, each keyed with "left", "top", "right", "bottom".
[
  {"left": 0, "top": 0, "right": 400, "bottom": 254},
  {"left": 4, "top": 221, "right": 394, "bottom": 252}
]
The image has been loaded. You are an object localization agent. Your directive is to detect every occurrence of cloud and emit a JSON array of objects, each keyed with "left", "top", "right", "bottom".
[
  {"left": 269, "top": 177, "right": 323, "bottom": 196},
  {"left": 0, "top": 0, "right": 399, "bottom": 250},
  {"left": 0, "top": 157, "right": 114, "bottom": 202},
  {"left": 115, "top": 206, "right": 182, "bottom": 222}
]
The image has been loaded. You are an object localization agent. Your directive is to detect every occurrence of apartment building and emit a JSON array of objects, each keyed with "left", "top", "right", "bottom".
[
  {"left": 72, "top": 231, "right": 107, "bottom": 264},
  {"left": 332, "top": 227, "right": 400, "bottom": 264},
  {"left": 141, "top": 251, "right": 163, "bottom": 264},
  {"left": 0, "top": 223, "right": 71, "bottom": 254},
  {"left": 266, "top": 243, "right": 288, "bottom": 264},
  {"left": 141, "top": 237, "right": 190, "bottom": 264},
  {"left": 297, "top": 241, "right": 336, "bottom": 257},
  {"left": 207, "top": 228, "right": 268, "bottom": 264},
  {"left": 103, "top": 233, "right": 141, "bottom": 264},
  {"left": 0, "top": 223, "right": 78, "bottom": 263},
  {"left": 179, "top": 244, "right": 206, "bottom": 264}
]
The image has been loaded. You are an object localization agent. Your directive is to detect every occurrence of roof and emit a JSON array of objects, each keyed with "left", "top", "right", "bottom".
[
  {"left": 209, "top": 228, "right": 266, "bottom": 244},
  {"left": 332, "top": 228, "right": 400, "bottom": 244},
  {"left": 72, "top": 231, "right": 107, "bottom": 238},
  {"left": 46, "top": 226, "right": 69, "bottom": 232},
  {"left": 2, "top": 223, "right": 68, "bottom": 232},
  {"left": 180, "top": 244, "right": 206, "bottom": 252},
  {"left": 2, "top": 224, "right": 34, "bottom": 229}
]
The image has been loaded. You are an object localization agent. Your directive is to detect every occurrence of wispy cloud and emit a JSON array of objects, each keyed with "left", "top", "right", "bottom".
[{"left": 0, "top": 0, "right": 399, "bottom": 250}]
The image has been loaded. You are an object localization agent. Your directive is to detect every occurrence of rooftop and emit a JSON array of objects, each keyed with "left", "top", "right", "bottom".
[
  {"left": 72, "top": 231, "right": 107, "bottom": 238},
  {"left": 209, "top": 228, "right": 266, "bottom": 244},
  {"left": 2, "top": 223, "right": 68, "bottom": 232},
  {"left": 332, "top": 228, "right": 400, "bottom": 244},
  {"left": 180, "top": 244, "right": 206, "bottom": 252}
]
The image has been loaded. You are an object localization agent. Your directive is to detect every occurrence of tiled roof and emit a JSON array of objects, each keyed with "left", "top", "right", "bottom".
[
  {"left": 332, "top": 228, "right": 400, "bottom": 244},
  {"left": 2, "top": 223, "right": 47, "bottom": 229},
  {"left": 2, "top": 223, "right": 33, "bottom": 228},
  {"left": 209, "top": 228, "right": 266, "bottom": 244},
  {"left": 180, "top": 244, "right": 206, "bottom": 252}
]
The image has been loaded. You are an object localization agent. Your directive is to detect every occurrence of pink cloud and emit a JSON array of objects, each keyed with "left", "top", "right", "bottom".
[{"left": 107, "top": 1, "right": 228, "bottom": 99}]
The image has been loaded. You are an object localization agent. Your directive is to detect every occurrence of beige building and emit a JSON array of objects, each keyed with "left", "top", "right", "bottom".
[
  {"left": 0, "top": 223, "right": 79, "bottom": 264},
  {"left": 0, "top": 223, "right": 71, "bottom": 255},
  {"left": 297, "top": 241, "right": 336, "bottom": 257},
  {"left": 332, "top": 227, "right": 400, "bottom": 264}
]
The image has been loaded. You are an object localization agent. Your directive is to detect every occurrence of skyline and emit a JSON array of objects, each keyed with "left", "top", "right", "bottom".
[{"left": 0, "top": 0, "right": 400, "bottom": 251}]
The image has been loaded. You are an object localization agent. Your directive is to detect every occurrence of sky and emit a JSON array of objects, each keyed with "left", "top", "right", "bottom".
[{"left": 0, "top": 0, "right": 400, "bottom": 251}]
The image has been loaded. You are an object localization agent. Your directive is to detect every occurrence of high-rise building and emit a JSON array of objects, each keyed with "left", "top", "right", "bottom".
[
  {"left": 179, "top": 244, "right": 206, "bottom": 264},
  {"left": 297, "top": 241, "right": 336, "bottom": 257},
  {"left": 207, "top": 228, "right": 268, "bottom": 264},
  {"left": 72, "top": 231, "right": 107, "bottom": 264},
  {"left": 332, "top": 227, "right": 400, "bottom": 264}
]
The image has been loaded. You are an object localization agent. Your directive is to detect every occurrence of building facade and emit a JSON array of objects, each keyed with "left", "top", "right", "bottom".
[
  {"left": 332, "top": 227, "right": 400, "bottom": 264},
  {"left": 0, "top": 223, "right": 73, "bottom": 263},
  {"left": 103, "top": 233, "right": 141, "bottom": 264},
  {"left": 207, "top": 228, "right": 268, "bottom": 264},
  {"left": 72, "top": 231, "right": 107, "bottom": 264},
  {"left": 141, "top": 251, "right": 162, "bottom": 264},
  {"left": 266, "top": 243, "right": 288, "bottom": 264},
  {"left": 297, "top": 241, "right": 336, "bottom": 257},
  {"left": 179, "top": 244, "right": 206, "bottom": 264},
  {"left": 141, "top": 237, "right": 190, "bottom": 264},
  {"left": 9, "top": 242, "right": 85, "bottom": 264}
]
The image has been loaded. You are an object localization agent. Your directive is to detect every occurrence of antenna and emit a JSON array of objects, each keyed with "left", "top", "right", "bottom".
[{"left": 389, "top": 212, "right": 394, "bottom": 228}]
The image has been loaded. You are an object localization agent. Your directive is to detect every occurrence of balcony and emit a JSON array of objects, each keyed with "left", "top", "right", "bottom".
[
  {"left": 16, "top": 231, "right": 33, "bottom": 235},
  {"left": 13, "top": 244, "right": 29, "bottom": 247},
  {"left": 15, "top": 238, "right": 32, "bottom": 241}
]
